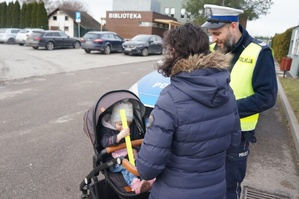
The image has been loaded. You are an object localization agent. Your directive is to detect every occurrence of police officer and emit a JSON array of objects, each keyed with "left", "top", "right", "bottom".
[{"left": 202, "top": 4, "right": 278, "bottom": 199}]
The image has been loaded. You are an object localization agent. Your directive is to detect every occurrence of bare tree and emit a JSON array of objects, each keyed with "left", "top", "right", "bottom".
[
  {"left": 20, "top": 0, "right": 88, "bottom": 14},
  {"left": 57, "top": 0, "right": 88, "bottom": 12}
]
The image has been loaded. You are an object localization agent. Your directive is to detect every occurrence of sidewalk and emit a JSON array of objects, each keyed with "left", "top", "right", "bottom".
[
  {"left": 275, "top": 61, "right": 299, "bottom": 157},
  {"left": 241, "top": 62, "right": 299, "bottom": 199}
]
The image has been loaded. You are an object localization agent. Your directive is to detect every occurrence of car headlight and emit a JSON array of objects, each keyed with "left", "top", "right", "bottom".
[{"left": 136, "top": 44, "right": 144, "bottom": 48}]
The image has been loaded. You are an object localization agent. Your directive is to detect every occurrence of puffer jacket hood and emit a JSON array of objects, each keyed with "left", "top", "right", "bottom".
[
  {"left": 170, "top": 51, "right": 232, "bottom": 76},
  {"left": 170, "top": 51, "right": 233, "bottom": 108}
]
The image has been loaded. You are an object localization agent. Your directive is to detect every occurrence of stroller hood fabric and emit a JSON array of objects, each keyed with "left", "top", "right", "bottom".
[{"left": 83, "top": 90, "right": 146, "bottom": 148}]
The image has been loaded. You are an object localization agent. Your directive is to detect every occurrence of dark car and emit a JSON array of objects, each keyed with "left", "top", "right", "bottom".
[
  {"left": 81, "top": 31, "right": 124, "bottom": 54},
  {"left": 30, "top": 30, "right": 81, "bottom": 50},
  {"left": 122, "top": 34, "right": 163, "bottom": 56}
]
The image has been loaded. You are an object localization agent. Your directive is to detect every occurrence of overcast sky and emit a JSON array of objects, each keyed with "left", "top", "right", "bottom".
[
  {"left": 84, "top": 0, "right": 298, "bottom": 37},
  {"left": 2, "top": 0, "right": 298, "bottom": 37}
]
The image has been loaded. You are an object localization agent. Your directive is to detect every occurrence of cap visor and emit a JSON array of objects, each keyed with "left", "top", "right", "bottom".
[{"left": 201, "top": 21, "right": 226, "bottom": 29}]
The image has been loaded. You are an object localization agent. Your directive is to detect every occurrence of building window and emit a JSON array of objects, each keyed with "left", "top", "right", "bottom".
[
  {"left": 64, "top": 26, "right": 69, "bottom": 31},
  {"left": 53, "top": 16, "right": 57, "bottom": 20},
  {"left": 164, "top": 7, "right": 170, "bottom": 15},
  {"left": 181, "top": 8, "right": 185, "bottom": 18},
  {"left": 50, "top": 26, "right": 59, "bottom": 30},
  {"left": 170, "top": 8, "right": 175, "bottom": 17},
  {"left": 152, "top": 22, "right": 159, "bottom": 28},
  {"left": 138, "top": 21, "right": 153, "bottom": 27},
  {"left": 65, "top": 16, "right": 68, "bottom": 21}
]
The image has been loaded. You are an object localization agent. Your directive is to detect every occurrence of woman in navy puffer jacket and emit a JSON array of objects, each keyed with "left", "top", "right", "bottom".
[{"left": 136, "top": 23, "right": 241, "bottom": 199}]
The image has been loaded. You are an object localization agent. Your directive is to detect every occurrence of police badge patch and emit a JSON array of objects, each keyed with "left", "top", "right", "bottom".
[{"left": 146, "top": 115, "right": 154, "bottom": 128}]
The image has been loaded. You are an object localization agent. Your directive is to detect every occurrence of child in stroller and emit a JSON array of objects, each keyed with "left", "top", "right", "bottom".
[
  {"left": 100, "top": 100, "right": 153, "bottom": 194},
  {"left": 80, "top": 90, "right": 153, "bottom": 199}
]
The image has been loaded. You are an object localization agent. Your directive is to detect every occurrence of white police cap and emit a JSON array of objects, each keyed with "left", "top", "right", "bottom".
[{"left": 202, "top": 4, "right": 244, "bottom": 29}]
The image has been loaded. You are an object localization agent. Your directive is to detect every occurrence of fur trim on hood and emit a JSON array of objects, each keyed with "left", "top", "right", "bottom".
[{"left": 170, "top": 51, "right": 232, "bottom": 76}]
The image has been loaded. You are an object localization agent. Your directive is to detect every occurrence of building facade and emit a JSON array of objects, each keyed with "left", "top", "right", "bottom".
[
  {"left": 287, "top": 26, "right": 299, "bottom": 78},
  {"left": 105, "top": 0, "right": 187, "bottom": 39},
  {"left": 48, "top": 8, "right": 101, "bottom": 37},
  {"left": 157, "top": 0, "right": 191, "bottom": 24},
  {"left": 105, "top": 11, "right": 180, "bottom": 39}
]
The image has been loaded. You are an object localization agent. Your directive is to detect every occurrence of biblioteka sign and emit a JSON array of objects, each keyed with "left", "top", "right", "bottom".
[{"left": 108, "top": 13, "right": 142, "bottom": 19}]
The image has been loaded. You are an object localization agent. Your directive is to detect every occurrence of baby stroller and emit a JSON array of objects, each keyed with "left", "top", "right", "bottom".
[{"left": 80, "top": 90, "right": 150, "bottom": 199}]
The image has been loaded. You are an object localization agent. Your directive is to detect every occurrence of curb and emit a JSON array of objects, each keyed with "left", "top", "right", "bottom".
[{"left": 277, "top": 77, "right": 299, "bottom": 156}]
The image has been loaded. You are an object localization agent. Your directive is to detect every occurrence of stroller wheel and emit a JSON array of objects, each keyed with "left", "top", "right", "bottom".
[{"left": 81, "top": 193, "right": 90, "bottom": 199}]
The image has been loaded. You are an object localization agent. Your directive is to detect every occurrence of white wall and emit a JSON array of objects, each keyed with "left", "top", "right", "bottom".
[{"left": 48, "top": 10, "right": 75, "bottom": 37}]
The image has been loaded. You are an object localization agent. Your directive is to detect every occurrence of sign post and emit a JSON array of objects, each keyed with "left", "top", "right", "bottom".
[{"left": 75, "top": 12, "right": 81, "bottom": 37}]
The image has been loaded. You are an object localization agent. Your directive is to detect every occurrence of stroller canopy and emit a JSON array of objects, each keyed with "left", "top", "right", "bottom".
[{"left": 83, "top": 90, "right": 146, "bottom": 149}]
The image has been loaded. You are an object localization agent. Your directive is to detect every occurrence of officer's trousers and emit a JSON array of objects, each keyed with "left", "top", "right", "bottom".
[{"left": 225, "top": 132, "right": 252, "bottom": 199}]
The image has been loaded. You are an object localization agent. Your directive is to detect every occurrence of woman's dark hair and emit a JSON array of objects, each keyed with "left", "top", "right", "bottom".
[{"left": 157, "top": 23, "right": 210, "bottom": 77}]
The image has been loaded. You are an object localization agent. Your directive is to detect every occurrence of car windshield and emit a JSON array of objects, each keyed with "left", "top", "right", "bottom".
[
  {"left": 131, "top": 35, "right": 150, "bottom": 42},
  {"left": 60, "top": 32, "right": 69, "bottom": 37},
  {"left": 30, "top": 32, "right": 43, "bottom": 38},
  {"left": 83, "top": 33, "right": 100, "bottom": 40},
  {"left": 19, "top": 29, "right": 29, "bottom": 33}
]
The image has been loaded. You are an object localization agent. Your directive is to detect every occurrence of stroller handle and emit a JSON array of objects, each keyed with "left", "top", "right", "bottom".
[
  {"left": 105, "top": 139, "right": 143, "bottom": 153},
  {"left": 122, "top": 158, "right": 139, "bottom": 176},
  {"left": 104, "top": 139, "right": 144, "bottom": 177}
]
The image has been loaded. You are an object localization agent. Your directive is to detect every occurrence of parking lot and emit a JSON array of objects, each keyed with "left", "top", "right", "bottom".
[
  {"left": 0, "top": 44, "right": 162, "bottom": 82},
  {"left": 0, "top": 44, "right": 162, "bottom": 199},
  {"left": 1, "top": 44, "right": 299, "bottom": 199}
]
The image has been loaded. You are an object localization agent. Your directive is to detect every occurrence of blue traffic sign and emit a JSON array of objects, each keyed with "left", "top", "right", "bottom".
[{"left": 75, "top": 12, "right": 81, "bottom": 22}]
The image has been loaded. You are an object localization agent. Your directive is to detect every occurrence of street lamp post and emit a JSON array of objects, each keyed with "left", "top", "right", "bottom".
[{"left": 100, "top": 18, "right": 106, "bottom": 31}]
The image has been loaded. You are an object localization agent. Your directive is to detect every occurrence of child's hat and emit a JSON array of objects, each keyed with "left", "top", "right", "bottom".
[
  {"left": 202, "top": 4, "right": 244, "bottom": 29},
  {"left": 111, "top": 100, "right": 133, "bottom": 124}
]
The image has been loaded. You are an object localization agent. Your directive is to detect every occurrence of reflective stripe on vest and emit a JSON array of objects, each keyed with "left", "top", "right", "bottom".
[{"left": 210, "top": 42, "right": 262, "bottom": 131}]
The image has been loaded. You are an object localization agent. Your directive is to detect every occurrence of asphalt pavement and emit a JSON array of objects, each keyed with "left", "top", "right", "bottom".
[
  {"left": 241, "top": 63, "right": 299, "bottom": 199},
  {"left": 1, "top": 45, "right": 298, "bottom": 198}
]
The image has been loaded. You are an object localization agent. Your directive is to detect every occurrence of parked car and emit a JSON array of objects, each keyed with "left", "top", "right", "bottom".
[
  {"left": 0, "top": 28, "right": 21, "bottom": 44},
  {"left": 30, "top": 30, "right": 81, "bottom": 50},
  {"left": 129, "top": 68, "right": 169, "bottom": 119},
  {"left": 122, "top": 34, "right": 163, "bottom": 56},
  {"left": 81, "top": 31, "right": 124, "bottom": 54},
  {"left": 16, "top": 28, "right": 44, "bottom": 46}
]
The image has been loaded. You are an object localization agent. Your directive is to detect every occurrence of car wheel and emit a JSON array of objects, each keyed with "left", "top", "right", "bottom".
[
  {"left": 46, "top": 42, "right": 54, "bottom": 50},
  {"left": 7, "top": 38, "right": 15, "bottom": 44},
  {"left": 19, "top": 43, "right": 24, "bottom": 46},
  {"left": 158, "top": 48, "right": 163, "bottom": 55},
  {"left": 142, "top": 48, "right": 149, "bottom": 56},
  {"left": 124, "top": 52, "right": 129, "bottom": 55},
  {"left": 32, "top": 46, "right": 38, "bottom": 49},
  {"left": 104, "top": 45, "right": 111, "bottom": 55},
  {"left": 73, "top": 41, "right": 81, "bottom": 49},
  {"left": 84, "top": 49, "right": 91, "bottom": 53}
]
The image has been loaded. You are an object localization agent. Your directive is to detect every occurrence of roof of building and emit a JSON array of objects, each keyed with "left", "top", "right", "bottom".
[
  {"left": 48, "top": 8, "right": 101, "bottom": 30},
  {"left": 154, "top": 19, "right": 182, "bottom": 29}
]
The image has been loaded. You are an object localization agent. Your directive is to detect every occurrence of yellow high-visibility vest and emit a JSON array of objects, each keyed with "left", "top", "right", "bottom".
[{"left": 210, "top": 42, "right": 262, "bottom": 131}]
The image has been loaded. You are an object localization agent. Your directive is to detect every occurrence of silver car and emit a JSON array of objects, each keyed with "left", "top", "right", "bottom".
[
  {"left": 0, "top": 28, "right": 21, "bottom": 44},
  {"left": 16, "top": 28, "right": 44, "bottom": 46}
]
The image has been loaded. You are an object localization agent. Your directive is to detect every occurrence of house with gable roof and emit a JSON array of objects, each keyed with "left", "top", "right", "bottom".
[{"left": 48, "top": 8, "right": 102, "bottom": 37}]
